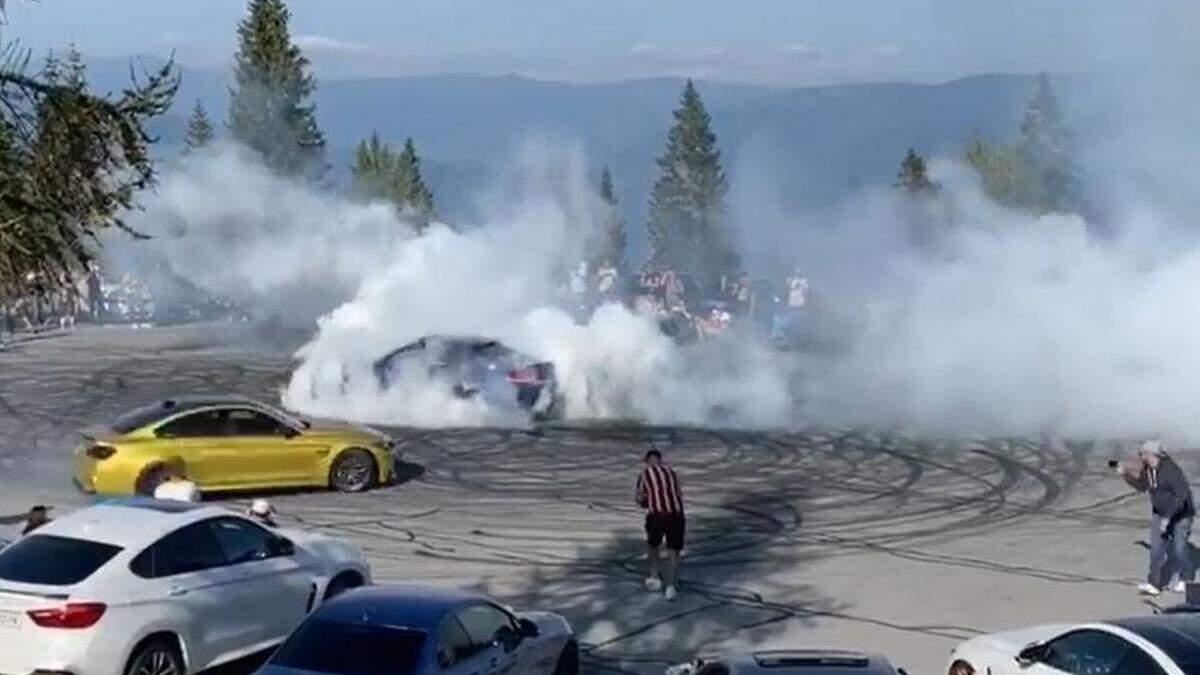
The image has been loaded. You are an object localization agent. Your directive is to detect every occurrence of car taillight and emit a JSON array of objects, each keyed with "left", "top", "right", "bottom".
[
  {"left": 506, "top": 366, "right": 543, "bottom": 385},
  {"left": 27, "top": 603, "right": 107, "bottom": 629},
  {"left": 85, "top": 445, "right": 116, "bottom": 460}
]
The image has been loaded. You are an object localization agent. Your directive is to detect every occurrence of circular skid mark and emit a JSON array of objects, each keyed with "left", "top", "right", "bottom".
[{"left": 1, "top": 327, "right": 1123, "bottom": 674}]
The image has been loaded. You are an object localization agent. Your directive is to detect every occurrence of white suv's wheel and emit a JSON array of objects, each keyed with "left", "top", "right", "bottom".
[{"left": 126, "top": 638, "right": 184, "bottom": 675}]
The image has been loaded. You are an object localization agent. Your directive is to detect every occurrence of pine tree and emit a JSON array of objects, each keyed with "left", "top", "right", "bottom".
[
  {"left": 350, "top": 133, "right": 435, "bottom": 228},
  {"left": 350, "top": 132, "right": 400, "bottom": 200},
  {"left": 647, "top": 80, "right": 735, "bottom": 279},
  {"left": 597, "top": 166, "right": 626, "bottom": 268},
  {"left": 227, "top": 0, "right": 327, "bottom": 180},
  {"left": 183, "top": 99, "right": 214, "bottom": 155},
  {"left": 894, "top": 148, "right": 936, "bottom": 195},
  {"left": 966, "top": 138, "right": 1023, "bottom": 205},
  {"left": 1017, "top": 72, "right": 1078, "bottom": 213},
  {"left": 395, "top": 138, "right": 434, "bottom": 224},
  {"left": 0, "top": 36, "right": 177, "bottom": 301}
]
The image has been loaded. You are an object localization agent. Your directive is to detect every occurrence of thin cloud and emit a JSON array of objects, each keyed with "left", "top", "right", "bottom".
[
  {"left": 294, "top": 35, "right": 371, "bottom": 55},
  {"left": 629, "top": 43, "right": 660, "bottom": 56}
]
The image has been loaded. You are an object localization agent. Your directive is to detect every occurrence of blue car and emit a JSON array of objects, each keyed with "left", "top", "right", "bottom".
[{"left": 259, "top": 585, "right": 578, "bottom": 675}]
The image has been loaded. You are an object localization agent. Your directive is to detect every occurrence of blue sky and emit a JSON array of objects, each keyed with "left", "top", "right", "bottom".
[{"left": 2, "top": 1, "right": 1193, "bottom": 84}]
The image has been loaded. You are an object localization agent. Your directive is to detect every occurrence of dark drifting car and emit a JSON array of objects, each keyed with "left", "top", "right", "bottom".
[{"left": 373, "top": 336, "right": 561, "bottom": 420}]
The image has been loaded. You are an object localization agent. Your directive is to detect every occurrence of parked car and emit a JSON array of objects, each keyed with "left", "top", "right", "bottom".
[
  {"left": 948, "top": 614, "right": 1200, "bottom": 675},
  {"left": 372, "top": 336, "right": 560, "bottom": 420},
  {"left": 73, "top": 396, "right": 397, "bottom": 496},
  {"left": 0, "top": 498, "right": 369, "bottom": 675},
  {"left": 259, "top": 585, "right": 577, "bottom": 675},
  {"left": 667, "top": 650, "right": 908, "bottom": 675}
]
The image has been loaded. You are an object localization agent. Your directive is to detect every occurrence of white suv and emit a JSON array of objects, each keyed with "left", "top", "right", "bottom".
[{"left": 0, "top": 498, "right": 370, "bottom": 675}]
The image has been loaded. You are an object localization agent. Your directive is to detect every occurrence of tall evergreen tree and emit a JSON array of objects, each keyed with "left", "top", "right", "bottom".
[
  {"left": 894, "top": 148, "right": 936, "bottom": 195},
  {"left": 350, "top": 132, "right": 400, "bottom": 200},
  {"left": 647, "top": 80, "right": 735, "bottom": 278},
  {"left": 227, "top": 0, "right": 327, "bottom": 180},
  {"left": 597, "top": 166, "right": 626, "bottom": 268},
  {"left": 1017, "top": 72, "right": 1078, "bottom": 213},
  {"left": 350, "top": 133, "right": 435, "bottom": 228},
  {"left": 183, "top": 99, "right": 215, "bottom": 155},
  {"left": 395, "top": 138, "right": 434, "bottom": 224}
]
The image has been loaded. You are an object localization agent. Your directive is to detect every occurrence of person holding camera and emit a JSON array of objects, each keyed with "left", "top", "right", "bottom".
[{"left": 1116, "top": 439, "right": 1195, "bottom": 596}]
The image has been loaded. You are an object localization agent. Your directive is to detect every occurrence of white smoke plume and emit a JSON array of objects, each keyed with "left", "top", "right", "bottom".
[
  {"left": 733, "top": 157, "right": 1200, "bottom": 440},
  {"left": 117, "top": 141, "right": 799, "bottom": 428},
  {"left": 116, "top": 98, "right": 1200, "bottom": 439}
]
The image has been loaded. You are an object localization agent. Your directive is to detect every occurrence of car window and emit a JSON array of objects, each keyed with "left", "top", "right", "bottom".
[
  {"left": 1112, "top": 646, "right": 1167, "bottom": 675},
  {"left": 112, "top": 401, "right": 179, "bottom": 433},
  {"left": 208, "top": 517, "right": 276, "bottom": 565},
  {"left": 156, "top": 409, "right": 226, "bottom": 438},
  {"left": 379, "top": 340, "right": 426, "bottom": 366},
  {"left": 0, "top": 535, "right": 122, "bottom": 585},
  {"left": 131, "top": 521, "right": 226, "bottom": 578},
  {"left": 456, "top": 604, "right": 516, "bottom": 648},
  {"left": 1044, "top": 630, "right": 1130, "bottom": 675},
  {"left": 225, "top": 408, "right": 289, "bottom": 436},
  {"left": 437, "top": 617, "right": 476, "bottom": 668},
  {"left": 271, "top": 618, "right": 426, "bottom": 675}
]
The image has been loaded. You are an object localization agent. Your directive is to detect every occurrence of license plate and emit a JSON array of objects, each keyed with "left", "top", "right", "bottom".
[{"left": 0, "top": 609, "right": 20, "bottom": 629}]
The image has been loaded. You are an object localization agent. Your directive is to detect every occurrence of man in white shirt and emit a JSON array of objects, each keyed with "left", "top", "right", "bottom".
[
  {"left": 153, "top": 474, "right": 200, "bottom": 502},
  {"left": 786, "top": 267, "right": 810, "bottom": 309}
]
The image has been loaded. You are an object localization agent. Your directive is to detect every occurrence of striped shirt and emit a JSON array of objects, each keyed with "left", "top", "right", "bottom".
[{"left": 636, "top": 464, "right": 684, "bottom": 514}]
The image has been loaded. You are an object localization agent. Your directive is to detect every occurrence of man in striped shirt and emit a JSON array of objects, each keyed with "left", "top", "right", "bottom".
[{"left": 637, "top": 449, "right": 685, "bottom": 601}]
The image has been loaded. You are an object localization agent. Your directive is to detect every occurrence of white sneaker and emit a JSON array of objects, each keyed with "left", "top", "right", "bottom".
[
  {"left": 1173, "top": 581, "right": 1188, "bottom": 593},
  {"left": 645, "top": 577, "right": 662, "bottom": 592},
  {"left": 1139, "top": 583, "right": 1162, "bottom": 596},
  {"left": 664, "top": 585, "right": 677, "bottom": 601}
]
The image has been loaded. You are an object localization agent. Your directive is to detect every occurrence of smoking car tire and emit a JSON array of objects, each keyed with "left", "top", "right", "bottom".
[
  {"left": 553, "top": 640, "right": 580, "bottom": 675},
  {"left": 125, "top": 637, "right": 184, "bottom": 675},
  {"left": 135, "top": 463, "right": 176, "bottom": 496},
  {"left": 329, "top": 448, "right": 377, "bottom": 493}
]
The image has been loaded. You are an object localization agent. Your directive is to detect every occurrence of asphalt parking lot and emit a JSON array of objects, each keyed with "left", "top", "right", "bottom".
[{"left": 0, "top": 324, "right": 1181, "bottom": 674}]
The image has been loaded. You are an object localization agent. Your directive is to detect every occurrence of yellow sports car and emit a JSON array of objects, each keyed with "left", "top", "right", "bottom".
[{"left": 72, "top": 396, "right": 397, "bottom": 496}]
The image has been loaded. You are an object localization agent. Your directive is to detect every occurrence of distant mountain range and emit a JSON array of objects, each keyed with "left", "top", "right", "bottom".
[{"left": 82, "top": 56, "right": 1054, "bottom": 233}]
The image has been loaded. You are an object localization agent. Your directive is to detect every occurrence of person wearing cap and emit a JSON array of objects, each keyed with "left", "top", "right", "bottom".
[
  {"left": 1117, "top": 439, "right": 1196, "bottom": 595},
  {"left": 636, "top": 449, "right": 686, "bottom": 601},
  {"left": 247, "top": 499, "right": 278, "bottom": 527},
  {"left": 21, "top": 505, "right": 51, "bottom": 535}
]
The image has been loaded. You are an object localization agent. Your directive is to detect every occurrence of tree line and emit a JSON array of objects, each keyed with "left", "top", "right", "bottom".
[
  {"left": 896, "top": 72, "right": 1080, "bottom": 216},
  {"left": 0, "top": 0, "right": 1082, "bottom": 304}
]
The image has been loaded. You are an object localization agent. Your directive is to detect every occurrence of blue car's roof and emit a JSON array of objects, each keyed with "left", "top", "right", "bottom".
[{"left": 314, "top": 585, "right": 489, "bottom": 631}]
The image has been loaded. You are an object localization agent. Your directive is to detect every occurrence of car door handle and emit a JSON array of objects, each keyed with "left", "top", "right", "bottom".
[{"left": 167, "top": 586, "right": 189, "bottom": 597}]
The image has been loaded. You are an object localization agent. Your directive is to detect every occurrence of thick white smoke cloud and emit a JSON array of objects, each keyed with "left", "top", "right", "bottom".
[
  {"left": 735, "top": 160, "right": 1200, "bottom": 440},
  {"left": 120, "top": 141, "right": 799, "bottom": 428},
  {"left": 112, "top": 143, "right": 418, "bottom": 323},
  {"left": 120, "top": 108, "right": 1200, "bottom": 439}
]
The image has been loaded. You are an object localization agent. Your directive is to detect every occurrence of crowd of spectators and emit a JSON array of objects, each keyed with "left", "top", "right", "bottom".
[{"left": 558, "top": 259, "right": 812, "bottom": 347}]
